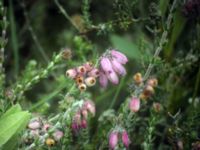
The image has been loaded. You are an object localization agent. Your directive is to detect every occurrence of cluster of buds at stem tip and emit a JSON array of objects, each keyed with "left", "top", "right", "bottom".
[
  {"left": 71, "top": 100, "right": 95, "bottom": 133},
  {"left": 25, "top": 117, "right": 64, "bottom": 147},
  {"left": 99, "top": 49, "right": 128, "bottom": 88},
  {"left": 109, "top": 129, "right": 130, "bottom": 149},
  {"left": 66, "top": 62, "right": 99, "bottom": 91},
  {"left": 133, "top": 72, "right": 158, "bottom": 100}
]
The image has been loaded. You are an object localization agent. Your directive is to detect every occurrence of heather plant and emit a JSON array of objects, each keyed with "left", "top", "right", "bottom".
[{"left": 0, "top": 0, "right": 200, "bottom": 150}]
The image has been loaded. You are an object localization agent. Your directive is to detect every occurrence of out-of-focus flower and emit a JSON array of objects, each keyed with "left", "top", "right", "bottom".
[
  {"left": 84, "top": 100, "right": 95, "bottom": 116},
  {"left": 153, "top": 102, "right": 162, "bottom": 112},
  {"left": 45, "top": 138, "right": 55, "bottom": 146},
  {"left": 84, "top": 62, "right": 93, "bottom": 72},
  {"left": 78, "top": 83, "right": 87, "bottom": 92},
  {"left": 77, "top": 66, "right": 87, "bottom": 75},
  {"left": 85, "top": 77, "right": 96, "bottom": 87},
  {"left": 147, "top": 78, "right": 158, "bottom": 87},
  {"left": 81, "top": 119, "right": 87, "bottom": 128},
  {"left": 133, "top": 72, "right": 143, "bottom": 85},
  {"left": 43, "top": 123, "right": 51, "bottom": 131},
  {"left": 88, "top": 68, "right": 99, "bottom": 77},
  {"left": 53, "top": 130, "right": 64, "bottom": 141},
  {"left": 61, "top": 48, "right": 72, "bottom": 60},
  {"left": 66, "top": 69, "right": 77, "bottom": 79},
  {"left": 129, "top": 97, "right": 140, "bottom": 112},
  {"left": 28, "top": 120, "right": 41, "bottom": 130},
  {"left": 109, "top": 131, "right": 118, "bottom": 150},
  {"left": 122, "top": 130, "right": 130, "bottom": 148}
]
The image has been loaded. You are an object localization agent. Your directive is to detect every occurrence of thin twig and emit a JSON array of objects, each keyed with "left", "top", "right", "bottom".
[
  {"left": 54, "top": 0, "right": 80, "bottom": 31},
  {"left": 143, "top": 0, "right": 178, "bottom": 81}
]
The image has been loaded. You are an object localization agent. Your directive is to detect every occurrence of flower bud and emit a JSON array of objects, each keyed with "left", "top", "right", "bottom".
[
  {"left": 71, "top": 122, "right": 79, "bottom": 132},
  {"left": 30, "top": 129, "right": 39, "bottom": 137},
  {"left": 107, "top": 70, "right": 119, "bottom": 85},
  {"left": 66, "top": 69, "right": 77, "bottom": 79},
  {"left": 109, "top": 132, "right": 118, "bottom": 149},
  {"left": 81, "top": 109, "right": 88, "bottom": 119},
  {"left": 53, "top": 130, "right": 64, "bottom": 141},
  {"left": 111, "top": 50, "right": 128, "bottom": 64},
  {"left": 99, "top": 72, "right": 108, "bottom": 88},
  {"left": 78, "top": 83, "right": 87, "bottom": 92},
  {"left": 122, "top": 130, "right": 130, "bottom": 148},
  {"left": 143, "top": 85, "right": 154, "bottom": 96},
  {"left": 100, "top": 57, "right": 113, "bottom": 73},
  {"left": 111, "top": 58, "right": 126, "bottom": 76},
  {"left": 81, "top": 119, "right": 87, "bottom": 128},
  {"left": 129, "top": 97, "right": 140, "bottom": 112},
  {"left": 84, "top": 100, "right": 95, "bottom": 116},
  {"left": 77, "top": 66, "right": 87, "bottom": 75},
  {"left": 43, "top": 123, "right": 51, "bottom": 131},
  {"left": 45, "top": 138, "right": 55, "bottom": 146},
  {"left": 84, "top": 62, "right": 93, "bottom": 71},
  {"left": 133, "top": 72, "right": 143, "bottom": 85},
  {"left": 88, "top": 68, "right": 99, "bottom": 77},
  {"left": 153, "top": 103, "right": 162, "bottom": 112},
  {"left": 85, "top": 77, "right": 96, "bottom": 87},
  {"left": 61, "top": 48, "right": 72, "bottom": 60},
  {"left": 147, "top": 78, "right": 158, "bottom": 87},
  {"left": 75, "top": 76, "right": 84, "bottom": 85},
  {"left": 28, "top": 121, "right": 41, "bottom": 130}
]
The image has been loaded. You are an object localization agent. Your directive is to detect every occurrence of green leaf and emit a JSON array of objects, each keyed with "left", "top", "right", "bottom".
[
  {"left": 110, "top": 35, "right": 141, "bottom": 60},
  {"left": 0, "top": 105, "right": 31, "bottom": 147}
]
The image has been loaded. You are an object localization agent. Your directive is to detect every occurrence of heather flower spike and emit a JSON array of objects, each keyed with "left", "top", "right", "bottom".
[
  {"left": 109, "top": 132, "right": 118, "bottom": 149},
  {"left": 129, "top": 97, "right": 140, "bottom": 112},
  {"left": 122, "top": 130, "right": 130, "bottom": 148}
]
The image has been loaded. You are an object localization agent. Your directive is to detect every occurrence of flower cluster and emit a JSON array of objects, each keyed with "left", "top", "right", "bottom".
[
  {"left": 109, "top": 129, "right": 130, "bottom": 149},
  {"left": 99, "top": 50, "right": 128, "bottom": 88},
  {"left": 133, "top": 73, "right": 158, "bottom": 100},
  {"left": 66, "top": 49, "right": 128, "bottom": 90},
  {"left": 71, "top": 100, "right": 95, "bottom": 133},
  {"left": 23, "top": 117, "right": 64, "bottom": 147},
  {"left": 66, "top": 62, "right": 99, "bottom": 91}
]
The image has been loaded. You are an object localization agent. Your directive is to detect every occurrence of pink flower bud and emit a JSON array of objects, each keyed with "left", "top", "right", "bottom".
[
  {"left": 106, "top": 70, "right": 119, "bottom": 85},
  {"left": 84, "top": 100, "right": 95, "bottom": 116},
  {"left": 88, "top": 68, "right": 99, "bottom": 77},
  {"left": 111, "top": 50, "right": 128, "bottom": 64},
  {"left": 81, "top": 109, "right": 88, "bottom": 119},
  {"left": 84, "top": 62, "right": 93, "bottom": 71},
  {"left": 74, "top": 112, "right": 81, "bottom": 124},
  {"left": 99, "top": 72, "right": 108, "bottom": 88},
  {"left": 43, "top": 123, "right": 51, "bottom": 131},
  {"left": 122, "top": 131, "right": 130, "bottom": 148},
  {"left": 81, "top": 119, "right": 87, "bottom": 128},
  {"left": 111, "top": 59, "right": 126, "bottom": 76},
  {"left": 129, "top": 97, "right": 140, "bottom": 112},
  {"left": 28, "top": 121, "right": 41, "bottom": 130},
  {"left": 109, "top": 132, "right": 118, "bottom": 149},
  {"left": 71, "top": 122, "right": 79, "bottom": 132},
  {"left": 66, "top": 69, "right": 77, "bottom": 79},
  {"left": 53, "top": 130, "right": 64, "bottom": 141},
  {"left": 100, "top": 57, "right": 113, "bottom": 73},
  {"left": 30, "top": 129, "right": 40, "bottom": 137},
  {"left": 77, "top": 66, "right": 87, "bottom": 75}
]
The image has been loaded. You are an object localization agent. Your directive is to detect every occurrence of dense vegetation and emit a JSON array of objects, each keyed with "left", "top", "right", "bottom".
[{"left": 0, "top": 0, "right": 200, "bottom": 149}]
